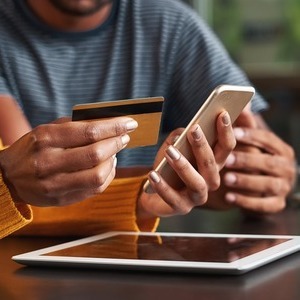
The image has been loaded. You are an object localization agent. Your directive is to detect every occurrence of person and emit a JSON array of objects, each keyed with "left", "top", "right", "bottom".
[{"left": 0, "top": 0, "right": 296, "bottom": 238}]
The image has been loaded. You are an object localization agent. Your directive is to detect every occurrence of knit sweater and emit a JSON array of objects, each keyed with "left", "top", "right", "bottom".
[{"left": 0, "top": 142, "right": 158, "bottom": 239}]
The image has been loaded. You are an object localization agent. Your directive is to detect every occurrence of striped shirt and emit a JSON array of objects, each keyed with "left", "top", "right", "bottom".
[{"left": 0, "top": 0, "right": 267, "bottom": 166}]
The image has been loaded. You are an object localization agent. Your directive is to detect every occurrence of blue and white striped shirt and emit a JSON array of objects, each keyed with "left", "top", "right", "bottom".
[{"left": 0, "top": 0, "right": 267, "bottom": 166}]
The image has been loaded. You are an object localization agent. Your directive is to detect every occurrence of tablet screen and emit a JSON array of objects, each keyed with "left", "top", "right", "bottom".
[{"left": 42, "top": 234, "right": 290, "bottom": 263}]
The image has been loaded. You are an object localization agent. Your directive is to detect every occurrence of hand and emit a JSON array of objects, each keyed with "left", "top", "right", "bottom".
[
  {"left": 211, "top": 110, "right": 297, "bottom": 214},
  {"left": 138, "top": 111, "right": 236, "bottom": 218},
  {"left": 0, "top": 117, "right": 138, "bottom": 207}
]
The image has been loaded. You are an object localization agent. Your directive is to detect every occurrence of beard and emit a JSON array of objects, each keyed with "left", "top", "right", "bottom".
[{"left": 49, "top": 0, "right": 113, "bottom": 16}]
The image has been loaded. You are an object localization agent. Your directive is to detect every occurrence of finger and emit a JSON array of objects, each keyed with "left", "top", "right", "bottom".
[
  {"left": 147, "top": 172, "right": 195, "bottom": 215},
  {"left": 147, "top": 170, "right": 207, "bottom": 215},
  {"left": 166, "top": 128, "right": 185, "bottom": 144},
  {"left": 233, "top": 109, "right": 257, "bottom": 128},
  {"left": 51, "top": 117, "right": 71, "bottom": 124},
  {"left": 233, "top": 127, "right": 294, "bottom": 157},
  {"left": 140, "top": 189, "right": 179, "bottom": 217},
  {"left": 152, "top": 128, "right": 184, "bottom": 167},
  {"left": 161, "top": 128, "right": 184, "bottom": 151},
  {"left": 165, "top": 145, "right": 210, "bottom": 198},
  {"left": 47, "top": 170, "right": 116, "bottom": 207},
  {"left": 31, "top": 117, "right": 138, "bottom": 149},
  {"left": 223, "top": 172, "right": 290, "bottom": 196},
  {"left": 214, "top": 111, "right": 236, "bottom": 167},
  {"left": 225, "top": 192, "right": 286, "bottom": 214},
  {"left": 187, "top": 125, "right": 220, "bottom": 190},
  {"left": 33, "top": 135, "right": 129, "bottom": 177},
  {"left": 56, "top": 166, "right": 116, "bottom": 206},
  {"left": 37, "top": 157, "right": 117, "bottom": 206},
  {"left": 226, "top": 151, "right": 295, "bottom": 180}
]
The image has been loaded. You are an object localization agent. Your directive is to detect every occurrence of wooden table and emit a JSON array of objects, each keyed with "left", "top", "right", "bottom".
[{"left": 1, "top": 204, "right": 300, "bottom": 300}]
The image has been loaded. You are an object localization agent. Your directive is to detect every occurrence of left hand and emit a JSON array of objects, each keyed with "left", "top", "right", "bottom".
[
  {"left": 137, "top": 111, "right": 236, "bottom": 219},
  {"left": 211, "top": 110, "right": 297, "bottom": 214}
]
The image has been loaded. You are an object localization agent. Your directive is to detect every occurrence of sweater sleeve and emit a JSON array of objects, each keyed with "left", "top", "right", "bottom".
[
  {"left": 0, "top": 171, "right": 33, "bottom": 239},
  {"left": 15, "top": 174, "right": 159, "bottom": 237},
  {"left": 1, "top": 139, "right": 158, "bottom": 238}
]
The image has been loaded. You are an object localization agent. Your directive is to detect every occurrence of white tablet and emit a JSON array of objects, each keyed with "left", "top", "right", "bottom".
[{"left": 12, "top": 232, "right": 300, "bottom": 275}]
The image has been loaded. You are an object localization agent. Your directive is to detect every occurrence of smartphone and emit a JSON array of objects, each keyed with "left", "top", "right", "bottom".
[{"left": 143, "top": 84, "right": 255, "bottom": 193}]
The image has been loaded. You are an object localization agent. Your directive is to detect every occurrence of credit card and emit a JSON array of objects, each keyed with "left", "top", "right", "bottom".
[{"left": 72, "top": 97, "right": 164, "bottom": 148}]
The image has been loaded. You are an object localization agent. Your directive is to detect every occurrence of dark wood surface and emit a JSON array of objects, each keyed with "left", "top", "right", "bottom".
[{"left": 1, "top": 204, "right": 300, "bottom": 300}]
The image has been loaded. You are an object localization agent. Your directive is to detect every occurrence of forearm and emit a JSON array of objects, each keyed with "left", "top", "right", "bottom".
[{"left": 0, "top": 95, "right": 31, "bottom": 145}]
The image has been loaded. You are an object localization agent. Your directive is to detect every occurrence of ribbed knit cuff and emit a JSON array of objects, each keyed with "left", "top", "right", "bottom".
[
  {"left": 0, "top": 171, "right": 32, "bottom": 238},
  {"left": 15, "top": 174, "right": 158, "bottom": 237}
]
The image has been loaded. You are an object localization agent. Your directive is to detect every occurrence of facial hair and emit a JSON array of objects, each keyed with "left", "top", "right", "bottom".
[{"left": 49, "top": 0, "right": 113, "bottom": 16}]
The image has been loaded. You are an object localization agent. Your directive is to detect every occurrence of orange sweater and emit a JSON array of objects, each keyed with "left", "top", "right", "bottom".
[{"left": 0, "top": 144, "right": 158, "bottom": 239}]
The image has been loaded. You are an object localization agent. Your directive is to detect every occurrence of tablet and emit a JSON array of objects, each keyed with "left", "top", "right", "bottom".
[{"left": 12, "top": 232, "right": 300, "bottom": 275}]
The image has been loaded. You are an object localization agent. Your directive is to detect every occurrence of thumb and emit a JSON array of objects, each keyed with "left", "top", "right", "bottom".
[
  {"left": 153, "top": 128, "right": 184, "bottom": 167},
  {"left": 163, "top": 128, "right": 185, "bottom": 149},
  {"left": 51, "top": 117, "right": 72, "bottom": 124}
]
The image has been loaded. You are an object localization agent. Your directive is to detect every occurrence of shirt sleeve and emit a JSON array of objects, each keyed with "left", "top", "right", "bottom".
[
  {"left": 0, "top": 62, "right": 13, "bottom": 96},
  {"left": 163, "top": 10, "right": 268, "bottom": 132}
]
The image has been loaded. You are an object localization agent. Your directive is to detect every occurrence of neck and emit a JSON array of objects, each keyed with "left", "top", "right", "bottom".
[{"left": 26, "top": 0, "right": 113, "bottom": 32}]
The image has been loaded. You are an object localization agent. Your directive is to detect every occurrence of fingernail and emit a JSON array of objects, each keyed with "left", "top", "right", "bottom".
[
  {"left": 233, "top": 128, "right": 245, "bottom": 139},
  {"left": 192, "top": 125, "right": 202, "bottom": 141},
  {"left": 222, "top": 112, "right": 231, "bottom": 126},
  {"left": 166, "top": 145, "right": 181, "bottom": 160},
  {"left": 226, "top": 154, "right": 236, "bottom": 166},
  {"left": 126, "top": 120, "right": 138, "bottom": 131},
  {"left": 149, "top": 171, "right": 160, "bottom": 183},
  {"left": 225, "top": 193, "right": 236, "bottom": 203},
  {"left": 121, "top": 134, "right": 130, "bottom": 145},
  {"left": 113, "top": 156, "right": 117, "bottom": 168},
  {"left": 224, "top": 173, "right": 237, "bottom": 185}
]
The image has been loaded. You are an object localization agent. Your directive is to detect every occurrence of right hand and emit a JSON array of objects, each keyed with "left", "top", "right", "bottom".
[{"left": 0, "top": 117, "right": 137, "bottom": 207}]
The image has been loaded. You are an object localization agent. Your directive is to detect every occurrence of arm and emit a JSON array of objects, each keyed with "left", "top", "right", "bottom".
[
  {"left": 0, "top": 117, "right": 137, "bottom": 207},
  {"left": 0, "top": 116, "right": 138, "bottom": 238},
  {"left": 0, "top": 95, "right": 31, "bottom": 145}
]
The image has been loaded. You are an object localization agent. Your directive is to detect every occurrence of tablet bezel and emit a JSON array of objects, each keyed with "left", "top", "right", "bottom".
[{"left": 12, "top": 232, "right": 300, "bottom": 275}]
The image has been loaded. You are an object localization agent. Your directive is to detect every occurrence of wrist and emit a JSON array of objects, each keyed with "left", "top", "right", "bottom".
[
  {"left": 136, "top": 191, "right": 160, "bottom": 231},
  {"left": 0, "top": 149, "right": 24, "bottom": 205}
]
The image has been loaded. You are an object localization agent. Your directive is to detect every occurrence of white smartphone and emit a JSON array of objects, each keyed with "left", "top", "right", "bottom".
[{"left": 143, "top": 84, "right": 255, "bottom": 193}]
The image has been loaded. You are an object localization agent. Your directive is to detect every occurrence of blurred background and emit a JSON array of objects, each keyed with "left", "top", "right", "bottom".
[
  {"left": 159, "top": 0, "right": 300, "bottom": 232},
  {"left": 182, "top": 0, "right": 300, "bottom": 161}
]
